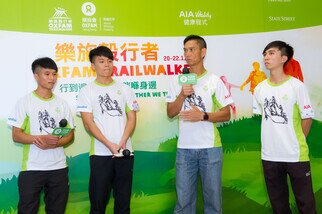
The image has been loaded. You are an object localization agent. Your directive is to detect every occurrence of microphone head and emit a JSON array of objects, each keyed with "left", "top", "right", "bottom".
[
  {"left": 182, "top": 68, "right": 190, "bottom": 74},
  {"left": 59, "top": 119, "right": 68, "bottom": 128},
  {"left": 122, "top": 149, "right": 131, "bottom": 158}
]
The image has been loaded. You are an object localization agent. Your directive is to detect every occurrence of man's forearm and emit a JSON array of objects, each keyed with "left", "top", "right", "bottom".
[
  {"left": 167, "top": 93, "right": 186, "bottom": 118},
  {"left": 302, "top": 118, "right": 312, "bottom": 137}
]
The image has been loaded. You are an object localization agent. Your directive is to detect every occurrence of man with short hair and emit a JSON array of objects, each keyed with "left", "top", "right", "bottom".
[
  {"left": 77, "top": 46, "right": 139, "bottom": 214},
  {"left": 166, "top": 35, "right": 233, "bottom": 214},
  {"left": 7, "top": 57, "right": 75, "bottom": 214},
  {"left": 253, "top": 41, "right": 316, "bottom": 214}
]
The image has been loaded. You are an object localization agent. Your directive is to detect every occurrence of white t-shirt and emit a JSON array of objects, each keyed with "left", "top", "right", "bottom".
[
  {"left": 7, "top": 92, "right": 75, "bottom": 171},
  {"left": 76, "top": 80, "right": 139, "bottom": 156},
  {"left": 253, "top": 76, "right": 314, "bottom": 162},
  {"left": 166, "top": 71, "right": 233, "bottom": 149}
]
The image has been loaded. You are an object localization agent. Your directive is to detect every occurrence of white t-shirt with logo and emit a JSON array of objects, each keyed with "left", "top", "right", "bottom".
[
  {"left": 76, "top": 80, "right": 139, "bottom": 156},
  {"left": 166, "top": 71, "right": 233, "bottom": 149},
  {"left": 253, "top": 76, "right": 314, "bottom": 162},
  {"left": 7, "top": 92, "right": 75, "bottom": 171}
]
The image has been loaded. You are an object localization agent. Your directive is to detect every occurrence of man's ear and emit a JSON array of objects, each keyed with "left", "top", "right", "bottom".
[
  {"left": 201, "top": 48, "right": 207, "bottom": 59},
  {"left": 91, "top": 63, "right": 95, "bottom": 71},
  {"left": 281, "top": 55, "right": 288, "bottom": 63},
  {"left": 33, "top": 72, "right": 39, "bottom": 81}
]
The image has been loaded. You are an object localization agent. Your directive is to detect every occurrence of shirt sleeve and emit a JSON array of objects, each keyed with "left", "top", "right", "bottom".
[
  {"left": 214, "top": 79, "right": 234, "bottom": 108},
  {"left": 7, "top": 96, "right": 28, "bottom": 128},
  {"left": 165, "top": 78, "right": 179, "bottom": 103},
  {"left": 296, "top": 83, "right": 314, "bottom": 119},
  {"left": 76, "top": 86, "right": 92, "bottom": 113},
  {"left": 62, "top": 100, "right": 76, "bottom": 129},
  {"left": 252, "top": 87, "right": 262, "bottom": 115},
  {"left": 123, "top": 84, "right": 139, "bottom": 112}
]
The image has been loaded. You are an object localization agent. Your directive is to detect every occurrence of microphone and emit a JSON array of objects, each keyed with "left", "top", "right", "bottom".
[
  {"left": 59, "top": 119, "right": 68, "bottom": 128},
  {"left": 178, "top": 68, "right": 197, "bottom": 85},
  {"left": 182, "top": 67, "right": 189, "bottom": 74},
  {"left": 178, "top": 67, "right": 197, "bottom": 98},
  {"left": 52, "top": 119, "right": 71, "bottom": 136},
  {"left": 114, "top": 148, "right": 133, "bottom": 158}
]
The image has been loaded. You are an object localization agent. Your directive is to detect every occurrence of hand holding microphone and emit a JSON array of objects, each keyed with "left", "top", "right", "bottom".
[
  {"left": 113, "top": 148, "right": 133, "bottom": 158},
  {"left": 52, "top": 119, "right": 71, "bottom": 137},
  {"left": 179, "top": 68, "right": 196, "bottom": 98}
]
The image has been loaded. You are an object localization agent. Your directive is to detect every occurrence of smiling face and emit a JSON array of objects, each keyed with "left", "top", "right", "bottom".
[
  {"left": 263, "top": 47, "right": 288, "bottom": 71},
  {"left": 91, "top": 55, "right": 114, "bottom": 78},
  {"left": 183, "top": 40, "right": 206, "bottom": 67},
  {"left": 34, "top": 67, "right": 57, "bottom": 91}
]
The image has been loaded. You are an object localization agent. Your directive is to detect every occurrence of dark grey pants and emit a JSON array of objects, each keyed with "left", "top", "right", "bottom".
[
  {"left": 89, "top": 155, "right": 134, "bottom": 214},
  {"left": 18, "top": 168, "right": 69, "bottom": 214},
  {"left": 262, "top": 160, "right": 317, "bottom": 214}
]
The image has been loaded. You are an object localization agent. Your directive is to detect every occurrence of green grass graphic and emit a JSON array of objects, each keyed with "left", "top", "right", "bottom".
[{"left": 1, "top": 117, "right": 321, "bottom": 213}]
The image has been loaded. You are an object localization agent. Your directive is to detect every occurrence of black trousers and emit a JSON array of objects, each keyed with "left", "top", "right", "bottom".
[
  {"left": 262, "top": 160, "right": 317, "bottom": 214},
  {"left": 89, "top": 155, "right": 134, "bottom": 214},
  {"left": 18, "top": 168, "right": 69, "bottom": 214}
]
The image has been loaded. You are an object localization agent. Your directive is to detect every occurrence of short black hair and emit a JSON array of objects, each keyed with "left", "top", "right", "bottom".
[
  {"left": 31, "top": 57, "right": 58, "bottom": 74},
  {"left": 89, "top": 46, "right": 114, "bottom": 63},
  {"left": 184, "top": 35, "right": 207, "bottom": 49},
  {"left": 263, "top": 41, "right": 294, "bottom": 64}
]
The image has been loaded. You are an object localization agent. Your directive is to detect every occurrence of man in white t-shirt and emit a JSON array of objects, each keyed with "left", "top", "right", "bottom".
[
  {"left": 77, "top": 46, "right": 139, "bottom": 214},
  {"left": 7, "top": 57, "right": 75, "bottom": 214},
  {"left": 166, "top": 35, "right": 233, "bottom": 214},
  {"left": 253, "top": 41, "right": 316, "bottom": 214}
]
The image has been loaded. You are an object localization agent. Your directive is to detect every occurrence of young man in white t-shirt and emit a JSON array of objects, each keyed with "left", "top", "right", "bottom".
[
  {"left": 166, "top": 35, "right": 233, "bottom": 214},
  {"left": 7, "top": 57, "right": 75, "bottom": 214},
  {"left": 253, "top": 41, "right": 316, "bottom": 213},
  {"left": 77, "top": 46, "right": 139, "bottom": 214}
]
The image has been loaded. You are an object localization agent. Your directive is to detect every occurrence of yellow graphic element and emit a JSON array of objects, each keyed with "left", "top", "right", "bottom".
[{"left": 240, "top": 61, "right": 267, "bottom": 94}]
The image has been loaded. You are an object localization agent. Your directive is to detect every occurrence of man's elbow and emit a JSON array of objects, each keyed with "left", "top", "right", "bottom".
[
  {"left": 223, "top": 113, "right": 231, "bottom": 121},
  {"left": 167, "top": 109, "right": 176, "bottom": 119},
  {"left": 83, "top": 123, "right": 91, "bottom": 133},
  {"left": 12, "top": 134, "right": 19, "bottom": 143},
  {"left": 222, "top": 107, "right": 231, "bottom": 122}
]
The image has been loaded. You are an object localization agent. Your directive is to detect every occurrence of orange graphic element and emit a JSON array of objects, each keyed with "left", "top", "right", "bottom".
[
  {"left": 55, "top": 43, "right": 76, "bottom": 63},
  {"left": 141, "top": 42, "right": 159, "bottom": 61},
  {"left": 240, "top": 61, "right": 267, "bottom": 94},
  {"left": 283, "top": 58, "right": 304, "bottom": 82},
  {"left": 220, "top": 76, "right": 239, "bottom": 118}
]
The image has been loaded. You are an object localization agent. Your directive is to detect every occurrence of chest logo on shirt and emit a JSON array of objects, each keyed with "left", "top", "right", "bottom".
[
  {"left": 98, "top": 93, "right": 122, "bottom": 116},
  {"left": 184, "top": 93, "right": 206, "bottom": 112},
  {"left": 264, "top": 96, "right": 288, "bottom": 124},
  {"left": 38, "top": 110, "right": 57, "bottom": 134}
]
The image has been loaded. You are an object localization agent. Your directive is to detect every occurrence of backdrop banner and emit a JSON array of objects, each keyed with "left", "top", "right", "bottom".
[{"left": 0, "top": 1, "right": 321, "bottom": 213}]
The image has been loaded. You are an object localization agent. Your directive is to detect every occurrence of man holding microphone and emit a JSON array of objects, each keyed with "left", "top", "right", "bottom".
[{"left": 166, "top": 35, "right": 233, "bottom": 214}]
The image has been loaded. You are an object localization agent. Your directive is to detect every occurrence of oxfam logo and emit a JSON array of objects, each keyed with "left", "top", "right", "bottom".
[
  {"left": 180, "top": 76, "right": 188, "bottom": 83},
  {"left": 82, "top": 2, "right": 96, "bottom": 16},
  {"left": 53, "top": 128, "right": 62, "bottom": 135}
]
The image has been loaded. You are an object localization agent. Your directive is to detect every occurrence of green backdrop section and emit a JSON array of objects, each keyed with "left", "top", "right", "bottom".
[
  {"left": 1, "top": 0, "right": 322, "bottom": 36},
  {"left": 1, "top": 117, "right": 321, "bottom": 213}
]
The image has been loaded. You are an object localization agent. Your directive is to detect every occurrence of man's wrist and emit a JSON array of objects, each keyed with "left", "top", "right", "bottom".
[
  {"left": 203, "top": 112, "right": 209, "bottom": 121},
  {"left": 178, "top": 92, "right": 186, "bottom": 100}
]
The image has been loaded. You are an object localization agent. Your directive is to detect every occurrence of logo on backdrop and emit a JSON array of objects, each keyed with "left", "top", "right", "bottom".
[
  {"left": 48, "top": 7, "right": 73, "bottom": 31},
  {"left": 81, "top": 2, "right": 98, "bottom": 31},
  {"left": 82, "top": 2, "right": 96, "bottom": 16}
]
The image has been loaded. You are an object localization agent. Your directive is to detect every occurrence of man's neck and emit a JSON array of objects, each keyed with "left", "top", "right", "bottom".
[
  {"left": 269, "top": 68, "right": 288, "bottom": 84},
  {"left": 34, "top": 88, "right": 53, "bottom": 99},
  {"left": 189, "top": 65, "right": 206, "bottom": 76},
  {"left": 96, "top": 76, "right": 114, "bottom": 85}
]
